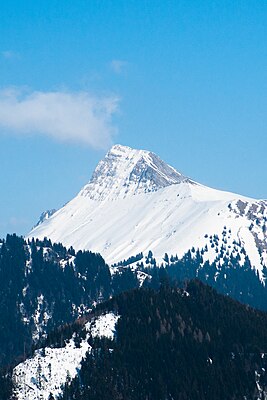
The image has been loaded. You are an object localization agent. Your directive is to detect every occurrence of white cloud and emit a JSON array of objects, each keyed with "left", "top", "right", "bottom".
[
  {"left": 0, "top": 216, "right": 29, "bottom": 230},
  {"left": 2, "top": 50, "right": 20, "bottom": 60},
  {"left": 110, "top": 59, "right": 128, "bottom": 74},
  {"left": 0, "top": 88, "right": 119, "bottom": 149},
  {"left": 9, "top": 216, "right": 29, "bottom": 227}
]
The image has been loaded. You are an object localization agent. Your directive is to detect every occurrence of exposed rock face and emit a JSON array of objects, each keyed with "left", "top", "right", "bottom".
[
  {"left": 34, "top": 209, "right": 57, "bottom": 228},
  {"left": 79, "top": 144, "right": 190, "bottom": 201}
]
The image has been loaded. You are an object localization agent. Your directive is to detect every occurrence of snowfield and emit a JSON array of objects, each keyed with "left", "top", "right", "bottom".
[
  {"left": 88, "top": 312, "right": 120, "bottom": 339},
  {"left": 12, "top": 312, "right": 120, "bottom": 400},
  {"left": 29, "top": 144, "right": 267, "bottom": 273}
]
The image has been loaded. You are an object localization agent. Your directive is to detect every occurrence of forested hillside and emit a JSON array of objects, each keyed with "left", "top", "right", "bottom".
[
  {"left": 2, "top": 234, "right": 267, "bottom": 399},
  {"left": 0, "top": 234, "right": 111, "bottom": 368},
  {"left": 1, "top": 233, "right": 267, "bottom": 371},
  {"left": 59, "top": 281, "right": 267, "bottom": 400},
  {"left": 139, "top": 246, "right": 267, "bottom": 311}
]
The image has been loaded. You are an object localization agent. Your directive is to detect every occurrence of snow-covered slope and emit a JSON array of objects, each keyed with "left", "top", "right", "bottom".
[
  {"left": 29, "top": 144, "right": 267, "bottom": 273},
  {"left": 12, "top": 312, "right": 119, "bottom": 400},
  {"left": 33, "top": 209, "right": 57, "bottom": 228}
]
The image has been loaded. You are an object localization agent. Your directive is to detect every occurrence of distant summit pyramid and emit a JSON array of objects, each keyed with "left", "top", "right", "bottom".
[
  {"left": 79, "top": 144, "right": 191, "bottom": 201},
  {"left": 29, "top": 144, "right": 267, "bottom": 273}
]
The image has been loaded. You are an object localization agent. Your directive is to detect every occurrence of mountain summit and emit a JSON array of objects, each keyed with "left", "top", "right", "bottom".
[
  {"left": 29, "top": 144, "right": 267, "bottom": 272},
  {"left": 79, "top": 144, "right": 190, "bottom": 201}
]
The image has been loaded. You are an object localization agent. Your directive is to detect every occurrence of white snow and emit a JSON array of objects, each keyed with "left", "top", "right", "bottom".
[
  {"left": 32, "top": 294, "right": 52, "bottom": 342},
  {"left": 13, "top": 337, "right": 90, "bottom": 400},
  {"left": 88, "top": 312, "right": 120, "bottom": 339},
  {"left": 28, "top": 145, "right": 267, "bottom": 273},
  {"left": 79, "top": 144, "right": 187, "bottom": 201},
  {"left": 13, "top": 312, "right": 119, "bottom": 400}
]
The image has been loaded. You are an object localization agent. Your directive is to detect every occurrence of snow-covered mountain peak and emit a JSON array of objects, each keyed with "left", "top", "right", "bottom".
[
  {"left": 29, "top": 143, "right": 267, "bottom": 272},
  {"left": 79, "top": 144, "right": 190, "bottom": 200}
]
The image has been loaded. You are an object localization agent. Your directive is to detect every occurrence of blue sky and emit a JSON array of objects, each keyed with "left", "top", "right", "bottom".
[{"left": 0, "top": 0, "right": 266, "bottom": 237}]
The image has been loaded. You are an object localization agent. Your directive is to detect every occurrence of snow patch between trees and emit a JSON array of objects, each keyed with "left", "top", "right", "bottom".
[{"left": 12, "top": 312, "right": 119, "bottom": 400}]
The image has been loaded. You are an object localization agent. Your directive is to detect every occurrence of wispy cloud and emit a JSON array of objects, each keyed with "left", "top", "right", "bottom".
[
  {"left": 110, "top": 59, "right": 128, "bottom": 74},
  {"left": 2, "top": 50, "right": 20, "bottom": 60},
  {"left": 0, "top": 88, "right": 119, "bottom": 149},
  {"left": 9, "top": 216, "right": 29, "bottom": 228},
  {"left": 0, "top": 216, "right": 29, "bottom": 230}
]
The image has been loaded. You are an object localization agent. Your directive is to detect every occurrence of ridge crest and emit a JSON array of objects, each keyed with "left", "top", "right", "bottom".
[{"left": 79, "top": 144, "right": 189, "bottom": 200}]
